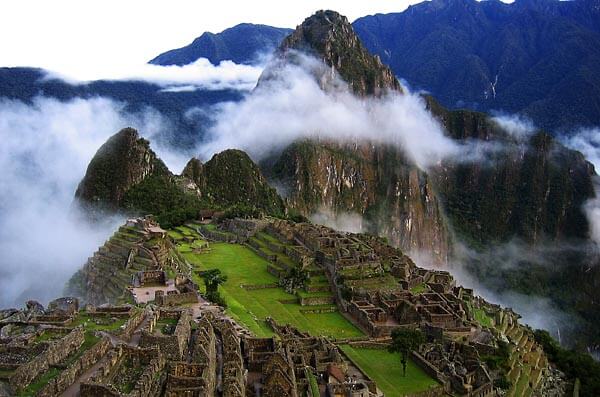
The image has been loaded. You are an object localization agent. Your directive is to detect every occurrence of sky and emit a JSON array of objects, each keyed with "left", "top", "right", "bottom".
[{"left": 0, "top": 0, "right": 422, "bottom": 79}]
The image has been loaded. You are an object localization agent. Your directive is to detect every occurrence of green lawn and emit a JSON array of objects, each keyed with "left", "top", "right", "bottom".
[
  {"left": 181, "top": 242, "right": 363, "bottom": 339},
  {"left": 71, "top": 313, "right": 128, "bottom": 332},
  {"left": 340, "top": 345, "right": 440, "bottom": 396}
]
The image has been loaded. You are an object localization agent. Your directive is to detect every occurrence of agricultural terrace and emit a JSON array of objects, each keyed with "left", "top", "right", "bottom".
[
  {"left": 175, "top": 225, "right": 362, "bottom": 339},
  {"left": 340, "top": 345, "right": 440, "bottom": 396}
]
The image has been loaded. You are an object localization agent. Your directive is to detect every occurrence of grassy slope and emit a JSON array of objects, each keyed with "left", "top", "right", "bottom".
[
  {"left": 181, "top": 242, "right": 362, "bottom": 339},
  {"left": 340, "top": 345, "right": 439, "bottom": 396}
]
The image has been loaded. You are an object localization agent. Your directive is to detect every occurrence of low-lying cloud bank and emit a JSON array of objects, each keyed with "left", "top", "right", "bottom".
[
  {"left": 0, "top": 96, "right": 187, "bottom": 307},
  {"left": 44, "top": 57, "right": 263, "bottom": 92},
  {"left": 200, "top": 54, "right": 488, "bottom": 170},
  {"left": 410, "top": 242, "right": 584, "bottom": 342}
]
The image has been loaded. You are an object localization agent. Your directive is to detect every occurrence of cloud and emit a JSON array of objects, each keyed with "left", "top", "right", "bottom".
[
  {"left": 0, "top": 96, "right": 187, "bottom": 307},
  {"left": 490, "top": 113, "right": 536, "bottom": 140},
  {"left": 309, "top": 208, "right": 367, "bottom": 234},
  {"left": 410, "top": 242, "right": 583, "bottom": 341},
  {"left": 199, "top": 53, "right": 472, "bottom": 170},
  {"left": 561, "top": 127, "right": 600, "bottom": 245},
  {"left": 43, "top": 58, "right": 263, "bottom": 92},
  {"left": 561, "top": 127, "right": 600, "bottom": 170}
]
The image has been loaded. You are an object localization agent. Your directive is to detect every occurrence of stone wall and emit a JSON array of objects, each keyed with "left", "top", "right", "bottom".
[
  {"left": 156, "top": 291, "right": 198, "bottom": 307},
  {"left": 299, "top": 295, "right": 335, "bottom": 306},
  {"left": 37, "top": 336, "right": 112, "bottom": 397},
  {"left": 119, "top": 309, "right": 146, "bottom": 340},
  {"left": 410, "top": 351, "right": 450, "bottom": 393},
  {"left": 9, "top": 327, "right": 85, "bottom": 391},
  {"left": 81, "top": 345, "right": 166, "bottom": 397},
  {"left": 140, "top": 309, "right": 191, "bottom": 360}
]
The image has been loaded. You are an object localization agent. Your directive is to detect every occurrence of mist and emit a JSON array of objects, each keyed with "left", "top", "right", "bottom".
[
  {"left": 490, "top": 113, "right": 536, "bottom": 140},
  {"left": 309, "top": 208, "right": 367, "bottom": 234},
  {"left": 561, "top": 127, "right": 600, "bottom": 245},
  {"left": 411, "top": 241, "right": 583, "bottom": 342},
  {"left": 200, "top": 53, "right": 476, "bottom": 170},
  {"left": 0, "top": 96, "right": 188, "bottom": 307},
  {"left": 44, "top": 57, "right": 264, "bottom": 92}
]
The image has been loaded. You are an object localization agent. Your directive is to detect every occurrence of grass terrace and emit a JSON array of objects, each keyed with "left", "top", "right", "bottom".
[
  {"left": 340, "top": 345, "right": 440, "bottom": 396},
  {"left": 70, "top": 312, "right": 129, "bottom": 332},
  {"left": 180, "top": 242, "right": 363, "bottom": 339},
  {"left": 410, "top": 283, "right": 429, "bottom": 294},
  {"left": 473, "top": 307, "right": 494, "bottom": 328}
]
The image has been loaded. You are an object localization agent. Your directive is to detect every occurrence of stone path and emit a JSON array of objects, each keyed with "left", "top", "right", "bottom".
[{"left": 59, "top": 314, "right": 149, "bottom": 397}]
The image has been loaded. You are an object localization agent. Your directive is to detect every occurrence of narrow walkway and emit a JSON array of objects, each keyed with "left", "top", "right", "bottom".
[{"left": 59, "top": 313, "right": 149, "bottom": 397}]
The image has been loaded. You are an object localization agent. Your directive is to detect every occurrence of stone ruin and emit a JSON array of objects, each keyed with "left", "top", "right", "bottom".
[
  {"left": 66, "top": 216, "right": 190, "bottom": 305},
  {"left": 0, "top": 215, "right": 563, "bottom": 396}
]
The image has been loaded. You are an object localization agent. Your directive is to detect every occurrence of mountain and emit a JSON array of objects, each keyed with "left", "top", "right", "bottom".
[
  {"left": 426, "top": 100, "right": 597, "bottom": 245},
  {"left": 75, "top": 127, "right": 169, "bottom": 212},
  {"left": 74, "top": 128, "right": 286, "bottom": 226},
  {"left": 256, "top": 10, "right": 599, "bottom": 347},
  {"left": 261, "top": 11, "right": 451, "bottom": 264},
  {"left": 276, "top": 10, "right": 401, "bottom": 96},
  {"left": 353, "top": 0, "right": 600, "bottom": 132},
  {"left": 149, "top": 0, "right": 600, "bottom": 132},
  {"left": 0, "top": 67, "right": 242, "bottom": 148},
  {"left": 149, "top": 23, "right": 291, "bottom": 66},
  {"left": 182, "top": 149, "right": 285, "bottom": 216}
]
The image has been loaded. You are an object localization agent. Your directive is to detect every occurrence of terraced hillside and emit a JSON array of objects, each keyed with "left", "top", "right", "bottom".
[
  {"left": 175, "top": 223, "right": 363, "bottom": 339},
  {"left": 66, "top": 217, "right": 189, "bottom": 305}
]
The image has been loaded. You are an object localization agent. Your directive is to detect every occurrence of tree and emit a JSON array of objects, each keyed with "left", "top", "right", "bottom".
[
  {"left": 199, "top": 269, "right": 228, "bottom": 307},
  {"left": 389, "top": 328, "right": 425, "bottom": 376},
  {"left": 201, "top": 269, "right": 228, "bottom": 294}
]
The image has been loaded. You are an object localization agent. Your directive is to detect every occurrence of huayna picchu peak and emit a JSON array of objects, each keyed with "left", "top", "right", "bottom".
[{"left": 269, "top": 10, "right": 402, "bottom": 96}]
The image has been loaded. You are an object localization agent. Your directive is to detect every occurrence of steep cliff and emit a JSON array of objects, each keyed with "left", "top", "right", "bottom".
[
  {"left": 269, "top": 141, "right": 450, "bottom": 264},
  {"left": 426, "top": 99, "right": 597, "bottom": 245},
  {"left": 260, "top": 11, "right": 451, "bottom": 264},
  {"left": 274, "top": 10, "right": 401, "bottom": 96}
]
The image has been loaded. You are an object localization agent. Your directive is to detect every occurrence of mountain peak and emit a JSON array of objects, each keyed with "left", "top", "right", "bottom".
[
  {"left": 276, "top": 10, "right": 402, "bottom": 96},
  {"left": 74, "top": 127, "right": 167, "bottom": 213}
]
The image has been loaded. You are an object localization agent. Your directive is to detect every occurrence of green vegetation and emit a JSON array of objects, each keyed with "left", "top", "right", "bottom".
[
  {"left": 409, "top": 283, "right": 428, "bottom": 294},
  {"left": 340, "top": 345, "right": 439, "bottom": 396},
  {"left": 199, "top": 268, "right": 228, "bottom": 307},
  {"left": 123, "top": 174, "right": 207, "bottom": 229},
  {"left": 180, "top": 242, "right": 362, "bottom": 338},
  {"left": 70, "top": 313, "right": 128, "bottom": 332},
  {"left": 18, "top": 367, "right": 61, "bottom": 396},
  {"left": 306, "top": 369, "right": 320, "bottom": 396},
  {"left": 18, "top": 332, "right": 101, "bottom": 396},
  {"left": 473, "top": 307, "right": 494, "bottom": 328},
  {"left": 389, "top": 328, "right": 426, "bottom": 377},
  {"left": 534, "top": 329, "right": 600, "bottom": 396}
]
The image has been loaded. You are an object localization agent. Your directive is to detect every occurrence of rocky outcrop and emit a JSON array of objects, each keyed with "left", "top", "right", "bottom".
[
  {"left": 427, "top": 99, "right": 597, "bottom": 245},
  {"left": 269, "top": 141, "right": 450, "bottom": 264},
  {"left": 264, "top": 10, "right": 401, "bottom": 97},
  {"left": 75, "top": 130, "right": 286, "bottom": 222},
  {"left": 74, "top": 127, "right": 168, "bottom": 212},
  {"left": 260, "top": 11, "right": 450, "bottom": 264}
]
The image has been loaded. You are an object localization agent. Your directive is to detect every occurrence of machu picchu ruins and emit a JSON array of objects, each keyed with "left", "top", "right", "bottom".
[{"left": 0, "top": 215, "right": 570, "bottom": 396}]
